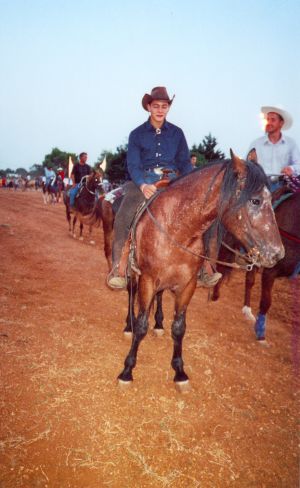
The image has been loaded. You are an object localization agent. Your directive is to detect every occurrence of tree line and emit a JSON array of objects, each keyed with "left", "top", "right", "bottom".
[{"left": 0, "top": 134, "right": 225, "bottom": 182}]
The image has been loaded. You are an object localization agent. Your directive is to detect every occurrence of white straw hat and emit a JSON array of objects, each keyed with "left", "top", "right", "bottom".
[{"left": 261, "top": 106, "right": 293, "bottom": 130}]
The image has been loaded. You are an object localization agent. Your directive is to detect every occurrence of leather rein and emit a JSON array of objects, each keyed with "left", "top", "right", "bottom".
[{"left": 145, "top": 206, "right": 255, "bottom": 271}]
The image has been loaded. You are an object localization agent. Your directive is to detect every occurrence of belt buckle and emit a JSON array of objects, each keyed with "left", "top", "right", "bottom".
[{"left": 153, "top": 167, "right": 163, "bottom": 175}]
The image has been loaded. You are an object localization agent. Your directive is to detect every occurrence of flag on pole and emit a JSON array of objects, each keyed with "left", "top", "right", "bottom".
[
  {"left": 68, "top": 156, "right": 73, "bottom": 178},
  {"left": 100, "top": 154, "right": 107, "bottom": 172}
]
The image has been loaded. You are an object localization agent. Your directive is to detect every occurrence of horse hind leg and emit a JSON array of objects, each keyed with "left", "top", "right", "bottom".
[
  {"left": 254, "top": 270, "right": 275, "bottom": 342},
  {"left": 153, "top": 291, "right": 164, "bottom": 336}
]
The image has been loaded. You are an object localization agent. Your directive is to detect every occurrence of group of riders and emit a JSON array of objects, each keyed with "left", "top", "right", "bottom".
[
  {"left": 65, "top": 86, "right": 300, "bottom": 291},
  {"left": 44, "top": 166, "right": 66, "bottom": 191}
]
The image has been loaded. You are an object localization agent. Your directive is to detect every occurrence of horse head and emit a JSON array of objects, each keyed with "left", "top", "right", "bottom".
[
  {"left": 86, "top": 170, "right": 104, "bottom": 193},
  {"left": 220, "top": 150, "right": 284, "bottom": 268}
]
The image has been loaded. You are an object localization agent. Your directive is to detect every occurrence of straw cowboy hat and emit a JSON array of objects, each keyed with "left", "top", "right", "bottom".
[
  {"left": 261, "top": 106, "right": 293, "bottom": 130},
  {"left": 142, "top": 86, "right": 175, "bottom": 111}
]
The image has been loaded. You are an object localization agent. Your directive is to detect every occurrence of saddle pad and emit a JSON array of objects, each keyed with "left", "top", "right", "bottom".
[{"left": 272, "top": 192, "right": 293, "bottom": 210}]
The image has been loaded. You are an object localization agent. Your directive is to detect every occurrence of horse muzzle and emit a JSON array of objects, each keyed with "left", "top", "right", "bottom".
[{"left": 251, "top": 243, "right": 285, "bottom": 269}]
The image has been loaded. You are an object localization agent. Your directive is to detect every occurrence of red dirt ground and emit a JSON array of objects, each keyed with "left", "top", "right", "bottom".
[{"left": 0, "top": 190, "right": 299, "bottom": 488}]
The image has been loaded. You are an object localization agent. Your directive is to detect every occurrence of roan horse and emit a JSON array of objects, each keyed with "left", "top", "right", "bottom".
[
  {"left": 63, "top": 171, "right": 103, "bottom": 241},
  {"left": 117, "top": 151, "right": 284, "bottom": 390}
]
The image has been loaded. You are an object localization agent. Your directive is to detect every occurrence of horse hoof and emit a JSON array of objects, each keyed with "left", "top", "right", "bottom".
[
  {"left": 175, "top": 380, "right": 191, "bottom": 393},
  {"left": 123, "top": 331, "right": 132, "bottom": 341},
  {"left": 117, "top": 379, "right": 133, "bottom": 389},
  {"left": 79, "top": 236, "right": 84, "bottom": 241},
  {"left": 242, "top": 306, "right": 256, "bottom": 323},
  {"left": 89, "top": 240, "right": 95, "bottom": 245},
  {"left": 153, "top": 328, "right": 164, "bottom": 337},
  {"left": 72, "top": 234, "right": 76, "bottom": 239}
]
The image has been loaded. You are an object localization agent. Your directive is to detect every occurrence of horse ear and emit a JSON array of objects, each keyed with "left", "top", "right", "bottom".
[
  {"left": 247, "top": 148, "right": 258, "bottom": 164},
  {"left": 230, "top": 149, "right": 247, "bottom": 177}
]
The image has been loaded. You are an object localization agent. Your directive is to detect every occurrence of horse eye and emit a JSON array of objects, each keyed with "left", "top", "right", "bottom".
[{"left": 250, "top": 198, "right": 260, "bottom": 206}]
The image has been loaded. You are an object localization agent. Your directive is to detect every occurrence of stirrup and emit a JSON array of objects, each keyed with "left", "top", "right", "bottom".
[
  {"left": 106, "top": 267, "right": 127, "bottom": 290},
  {"left": 197, "top": 269, "right": 222, "bottom": 288}
]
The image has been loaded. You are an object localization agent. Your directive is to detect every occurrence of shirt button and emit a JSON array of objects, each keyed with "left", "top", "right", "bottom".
[
  {"left": 158, "top": 154, "right": 161, "bottom": 156},
  {"left": 156, "top": 153, "right": 159, "bottom": 157},
  {"left": 158, "top": 143, "right": 160, "bottom": 146}
]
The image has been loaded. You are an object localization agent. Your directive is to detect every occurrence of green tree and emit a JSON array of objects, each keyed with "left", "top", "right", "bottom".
[
  {"left": 42, "top": 147, "right": 77, "bottom": 172},
  {"left": 97, "top": 144, "right": 128, "bottom": 183},
  {"left": 16, "top": 167, "right": 28, "bottom": 177},
  {"left": 3, "top": 167, "right": 14, "bottom": 175},
  {"left": 29, "top": 164, "right": 44, "bottom": 177},
  {"left": 193, "top": 133, "right": 225, "bottom": 162}
]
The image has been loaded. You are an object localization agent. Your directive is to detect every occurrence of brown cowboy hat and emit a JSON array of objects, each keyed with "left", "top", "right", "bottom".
[{"left": 142, "top": 86, "right": 175, "bottom": 111}]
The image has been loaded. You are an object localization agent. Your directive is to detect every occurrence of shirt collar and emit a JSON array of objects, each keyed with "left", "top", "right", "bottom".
[
  {"left": 263, "top": 133, "right": 286, "bottom": 145},
  {"left": 145, "top": 118, "right": 169, "bottom": 131}
]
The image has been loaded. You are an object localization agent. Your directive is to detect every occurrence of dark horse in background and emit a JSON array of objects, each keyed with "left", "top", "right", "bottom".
[
  {"left": 212, "top": 186, "right": 300, "bottom": 342},
  {"left": 63, "top": 171, "right": 103, "bottom": 242},
  {"left": 42, "top": 175, "right": 64, "bottom": 204},
  {"left": 116, "top": 151, "right": 284, "bottom": 390}
]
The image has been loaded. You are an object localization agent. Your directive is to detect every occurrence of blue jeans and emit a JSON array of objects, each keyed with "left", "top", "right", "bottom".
[{"left": 69, "top": 184, "right": 80, "bottom": 207}]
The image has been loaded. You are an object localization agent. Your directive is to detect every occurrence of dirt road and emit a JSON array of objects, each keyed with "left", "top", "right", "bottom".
[{"left": 0, "top": 190, "right": 299, "bottom": 487}]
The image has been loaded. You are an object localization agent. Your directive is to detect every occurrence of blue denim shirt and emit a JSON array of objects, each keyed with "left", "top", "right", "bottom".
[{"left": 127, "top": 118, "right": 193, "bottom": 186}]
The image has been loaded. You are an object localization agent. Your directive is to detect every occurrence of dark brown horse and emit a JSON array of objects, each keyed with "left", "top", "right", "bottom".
[
  {"left": 63, "top": 171, "right": 103, "bottom": 242},
  {"left": 212, "top": 188, "right": 300, "bottom": 344},
  {"left": 117, "top": 151, "right": 284, "bottom": 390}
]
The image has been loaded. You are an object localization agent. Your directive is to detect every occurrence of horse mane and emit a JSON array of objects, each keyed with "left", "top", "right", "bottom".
[{"left": 201, "top": 158, "right": 269, "bottom": 256}]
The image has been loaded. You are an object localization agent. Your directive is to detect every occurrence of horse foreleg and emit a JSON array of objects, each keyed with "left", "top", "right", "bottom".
[
  {"left": 72, "top": 216, "right": 77, "bottom": 238},
  {"left": 65, "top": 204, "right": 72, "bottom": 232},
  {"left": 103, "top": 223, "right": 113, "bottom": 271},
  {"left": 102, "top": 203, "right": 114, "bottom": 271},
  {"left": 118, "top": 277, "right": 153, "bottom": 384},
  {"left": 242, "top": 268, "right": 258, "bottom": 323},
  {"left": 88, "top": 225, "right": 95, "bottom": 245},
  {"left": 79, "top": 222, "right": 84, "bottom": 241},
  {"left": 171, "top": 279, "right": 196, "bottom": 390},
  {"left": 254, "top": 270, "right": 276, "bottom": 341},
  {"left": 153, "top": 291, "right": 164, "bottom": 336}
]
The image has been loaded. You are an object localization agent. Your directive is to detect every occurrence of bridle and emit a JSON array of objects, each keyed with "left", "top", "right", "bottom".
[
  {"left": 145, "top": 206, "right": 255, "bottom": 271},
  {"left": 78, "top": 175, "right": 101, "bottom": 196}
]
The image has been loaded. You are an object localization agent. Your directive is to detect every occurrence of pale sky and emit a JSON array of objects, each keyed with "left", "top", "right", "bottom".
[{"left": 0, "top": 0, "right": 299, "bottom": 170}]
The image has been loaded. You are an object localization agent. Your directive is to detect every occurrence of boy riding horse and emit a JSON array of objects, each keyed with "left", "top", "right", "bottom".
[{"left": 107, "top": 86, "right": 222, "bottom": 289}]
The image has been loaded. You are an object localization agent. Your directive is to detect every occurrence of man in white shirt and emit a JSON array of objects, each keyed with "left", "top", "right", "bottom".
[{"left": 248, "top": 106, "right": 300, "bottom": 176}]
